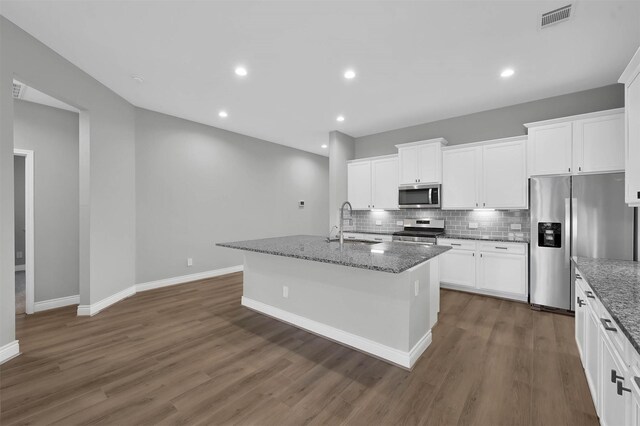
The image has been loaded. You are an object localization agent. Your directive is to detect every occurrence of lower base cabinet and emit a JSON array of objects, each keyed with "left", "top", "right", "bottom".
[
  {"left": 575, "top": 268, "right": 640, "bottom": 426},
  {"left": 438, "top": 238, "right": 528, "bottom": 302}
]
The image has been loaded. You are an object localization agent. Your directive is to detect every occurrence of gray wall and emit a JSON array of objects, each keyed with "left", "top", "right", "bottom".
[
  {"left": 13, "top": 100, "right": 80, "bottom": 301},
  {"left": 355, "top": 84, "right": 625, "bottom": 158},
  {"left": 13, "top": 156, "right": 24, "bottom": 266},
  {"left": 1, "top": 16, "right": 136, "bottom": 347},
  {"left": 329, "top": 131, "right": 355, "bottom": 228},
  {"left": 135, "top": 108, "right": 329, "bottom": 284}
]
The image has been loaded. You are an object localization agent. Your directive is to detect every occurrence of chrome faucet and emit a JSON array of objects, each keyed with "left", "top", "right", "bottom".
[{"left": 339, "top": 201, "right": 353, "bottom": 246}]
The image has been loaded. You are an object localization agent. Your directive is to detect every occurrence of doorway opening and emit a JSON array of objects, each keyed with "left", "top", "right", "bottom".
[{"left": 13, "top": 149, "right": 34, "bottom": 314}]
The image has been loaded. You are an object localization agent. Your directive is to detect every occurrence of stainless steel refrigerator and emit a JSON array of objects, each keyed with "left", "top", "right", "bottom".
[{"left": 530, "top": 173, "right": 637, "bottom": 311}]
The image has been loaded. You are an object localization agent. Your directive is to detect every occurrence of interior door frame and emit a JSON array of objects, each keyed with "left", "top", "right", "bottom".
[{"left": 14, "top": 148, "right": 35, "bottom": 314}]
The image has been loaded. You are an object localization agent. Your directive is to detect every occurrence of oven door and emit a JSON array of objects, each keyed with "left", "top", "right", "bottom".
[{"left": 398, "top": 184, "right": 441, "bottom": 209}]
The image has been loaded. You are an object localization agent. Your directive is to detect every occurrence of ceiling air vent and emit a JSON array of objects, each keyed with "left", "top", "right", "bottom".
[
  {"left": 12, "top": 81, "right": 25, "bottom": 99},
  {"left": 540, "top": 4, "right": 572, "bottom": 29}
]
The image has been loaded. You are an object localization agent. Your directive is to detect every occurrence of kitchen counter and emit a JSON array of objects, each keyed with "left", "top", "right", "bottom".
[
  {"left": 439, "top": 234, "right": 529, "bottom": 243},
  {"left": 573, "top": 256, "right": 640, "bottom": 353},
  {"left": 218, "top": 235, "right": 450, "bottom": 274},
  {"left": 346, "top": 230, "right": 395, "bottom": 235}
]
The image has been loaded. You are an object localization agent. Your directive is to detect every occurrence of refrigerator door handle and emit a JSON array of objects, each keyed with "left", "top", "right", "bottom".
[{"left": 565, "top": 198, "right": 571, "bottom": 256}]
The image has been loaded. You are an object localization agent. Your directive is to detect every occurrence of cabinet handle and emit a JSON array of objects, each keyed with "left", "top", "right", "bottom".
[
  {"left": 495, "top": 246, "right": 508, "bottom": 250},
  {"left": 577, "top": 297, "right": 586, "bottom": 307},
  {"left": 579, "top": 166, "right": 582, "bottom": 172},
  {"left": 617, "top": 381, "right": 631, "bottom": 396},
  {"left": 612, "top": 369, "right": 625, "bottom": 384},
  {"left": 476, "top": 203, "right": 478, "bottom": 207},
  {"left": 637, "top": 191, "right": 640, "bottom": 199},
  {"left": 576, "top": 274, "right": 582, "bottom": 279},
  {"left": 600, "top": 318, "right": 617, "bottom": 332},
  {"left": 568, "top": 167, "right": 571, "bottom": 172},
  {"left": 585, "top": 291, "right": 595, "bottom": 299},
  {"left": 472, "top": 253, "right": 475, "bottom": 257},
  {"left": 480, "top": 253, "right": 483, "bottom": 258}
]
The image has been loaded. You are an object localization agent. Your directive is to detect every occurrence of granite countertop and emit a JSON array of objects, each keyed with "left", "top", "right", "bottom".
[
  {"left": 217, "top": 235, "right": 451, "bottom": 274},
  {"left": 573, "top": 256, "right": 640, "bottom": 354},
  {"left": 439, "top": 234, "right": 529, "bottom": 243},
  {"left": 346, "top": 230, "right": 395, "bottom": 236}
]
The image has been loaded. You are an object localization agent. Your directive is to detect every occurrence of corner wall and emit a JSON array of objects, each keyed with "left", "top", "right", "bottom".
[{"left": 329, "top": 131, "right": 355, "bottom": 228}]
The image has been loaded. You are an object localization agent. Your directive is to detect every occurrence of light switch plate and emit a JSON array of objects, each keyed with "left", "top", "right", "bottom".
[
  {"left": 396, "top": 221, "right": 403, "bottom": 226},
  {"left": 468, "top": 222, "right": 479, "bottom": 229},
  {"left": 511, "top": 223, "right": 522, "bottom": 230},
  {"left": 187, "top": 258, "right": 193, "bottom": 267},
  {"left": 414, "top": 280, "right": 419, "bottom": 296},
  {"left": 282, "top": 286, "right": 289, "bottom": 298}
]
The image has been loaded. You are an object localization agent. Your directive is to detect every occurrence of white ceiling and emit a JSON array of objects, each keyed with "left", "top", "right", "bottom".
[{"left": 1, "top": 1, "right": 639, "bottom": 156}]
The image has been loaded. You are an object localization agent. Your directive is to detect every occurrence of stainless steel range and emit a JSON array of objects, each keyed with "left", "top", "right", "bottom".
[{"left": 392, "top": 218, "right": 445, "bottom": 245}]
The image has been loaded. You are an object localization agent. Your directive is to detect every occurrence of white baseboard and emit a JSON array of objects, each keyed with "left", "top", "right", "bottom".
[
  {"left": 77, "top": 285, "right": 136, "bottom": 316},
  {"left": 15, "top": 264, "right": 25, "bottom": 272},
  {"left": 136, "top": 265, "right": 243, "bottom": 292},
  {"left": 34, "top": 295, "right": 80, "bottom": 312},
  {"left": 440, "top": 282, "right": 528, "bottom": 303},
  {"left": 77, "top": 265, "right": 243, "bottom": 317},
  {"left": 241, "top": 296, "right": 431, "bottom": 369},
  {"left": 0, "top": 340, "right": 20, "bottom": 364}
]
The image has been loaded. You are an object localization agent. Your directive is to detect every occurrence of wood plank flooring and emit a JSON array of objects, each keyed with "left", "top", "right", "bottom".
[{"left": 1, "top": 272, "right": 598, "bottom": 425}]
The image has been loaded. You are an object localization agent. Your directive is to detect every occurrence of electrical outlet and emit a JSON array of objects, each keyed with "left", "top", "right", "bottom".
[
  {"left": 396, "top": 221, "right": 403, "bottom": 226},
  {"left": 16, "top": 251, "right": 23, "bottom": 259},
  {"left": 468, "top": 222, "right": 479, "bottom": 229},
  {"left": 282, "top": 286, "right": 289, "bottom": 298},
  {"left": 510, "top": 223, "right": 522, "bottom": 230},
  {"left": 187, "top": 258, "right": 193, "bottom": 267},
  {"left": 414, "top": 280, "right": 419, "bottom": 296},
  {"left": 375, "top": 220, "right": 382, "bottom": 226}
]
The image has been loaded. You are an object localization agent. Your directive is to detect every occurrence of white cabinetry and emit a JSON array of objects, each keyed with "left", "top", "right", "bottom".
[
  {"left": 442, "top": 136, "right": 527, "bottom": 210},
  {"left": 347, "top": 155, "right": 398, "bottom": 210},
  {"left": 396, "top": 138, "right": 448, "bottom": 185},
  {"left": 525, "top": 109, "right": 625, "bottom": 177},
  {"left": 438, "top": 238, "right": 528, "bottom": 302},
  {"left": 619, "top": 46, "right": 640, "bottom": 207},
  {"left": 575, "top": 266, "right": 640, "bottom": 425}
]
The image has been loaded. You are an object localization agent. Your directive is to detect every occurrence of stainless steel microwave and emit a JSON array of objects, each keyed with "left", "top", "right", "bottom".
[{"left": 398, "top": 184, "right": 441, "bottom": 209}]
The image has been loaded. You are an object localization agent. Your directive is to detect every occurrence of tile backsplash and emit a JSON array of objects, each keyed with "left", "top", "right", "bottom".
[{"left": 343, "top": 209, "right": 531, "bottom": 241}]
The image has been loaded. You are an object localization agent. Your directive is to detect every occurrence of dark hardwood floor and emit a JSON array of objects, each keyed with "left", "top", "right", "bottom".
[{"left": 1, "top": 272, "right": 598, "bottom": 425}]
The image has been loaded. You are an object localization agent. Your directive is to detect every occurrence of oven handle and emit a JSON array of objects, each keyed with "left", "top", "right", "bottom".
[{"left": 428, "top": 188, "right": 432, "bottom": 205}]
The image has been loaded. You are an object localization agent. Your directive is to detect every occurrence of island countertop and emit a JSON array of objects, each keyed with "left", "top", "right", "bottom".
[
  {"left": 217, "top": 235, "right": 451, "bottom": 274},
  {"left": 573, "top": 256, "right": 640, "bottom": 354}
]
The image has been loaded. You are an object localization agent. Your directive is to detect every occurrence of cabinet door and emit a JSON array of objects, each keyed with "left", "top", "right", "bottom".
[
  {"left": 627, "top": 72, "right": 640, "bottom": 205},
  {"left": 600, "top": 334, "right": 631, "bottom": 426},
  {"left": 477, "top": 252, "right": 526, "bottom": 297},
  {"left": 439, "top": 249, "right": 476, "bottom": 288},
  {"left": 574, "top": 113, "right": 625, "bottom": 174},
  {"left": 527, "top": 122, "right": 573, "bottom": 176},
  {"left": 347, "top": 161, "right": 372, "bottom": 209},
  {"left": 442, "top": 147, "right": 480, "bottom": 209},
  {"left": 575, "top": 284, "right": 586, "bottom": 363},
  {"left": 398, "top": 146, "right": 419, "bottom": 185},
  {"left": 585, "top": 307, "right": 600, "bottom": 408},
  {"left": 482, "top": 140, "right": 527, "bottom": 209},
  {"left": 371, "top": 157, "right": 398, "bottom": 209},
  {"left": 417, "top": 143, "right": 441, "bottom": 184},
  {"left": 633, "top": 388, "right": 640, "bottom": 426}
]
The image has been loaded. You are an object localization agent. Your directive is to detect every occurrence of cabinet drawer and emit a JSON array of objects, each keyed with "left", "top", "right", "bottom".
[
  {"left": 342, "top": 233, "right": 363, "bottom": 240},
  {"left": 437, "top": 238, "right": 476, "bottom": 251},
  {"left": 478, "top": 242, "right": 527, "bottom": 255},
  {"left": 361, "top": 234, "right": 392, "bottom": 243},
  {"left": 598, "top": 302, "right": 628, "bottom": 359}
]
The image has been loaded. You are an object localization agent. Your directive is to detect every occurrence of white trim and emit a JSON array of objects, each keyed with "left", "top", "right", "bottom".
[
  {"left": 0, "top": 340, "right": 20, "bottom": 364},
  {"left": 135, "top": 265, "right": 243, "bottom": 292},
  {"left": 14, "top": 149, "right": 35, "bottom": 314},
  {"left": 441, "top": 135, "right": 527, "bottom": 151},
  {"left": 523, "top": 108, "right": 624, "bottom": 128},
  {"left": 76, "top": 266, "right": 243, "bottom": 316},
  {"left": 34, "top": 295, "right": 79, "bottom": 312},
  {"left": 440, "top": 282, "right": 529, "bottom": 303},
  {"left": 15, "top": 264, "right": 25, "bottom": 272},
  {"left": 395, "top": 137, "right": 449, "bottom": 149},
  {"left": 346, "top": 154, "right": 397, "bottom": 164},
  {"left": 241, "top": 296, "right": 431, "bottom": 369},
  {"left": 77, "top": 286, "right": 136, "bottom": 316},
  {"left": 619, "top": 46, "right": 640, "bottom": 83}
]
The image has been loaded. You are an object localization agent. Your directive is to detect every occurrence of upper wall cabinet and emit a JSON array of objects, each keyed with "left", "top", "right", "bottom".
[
  {"left": 619, "top": 46, "right": 640, "bottom": 207},
  {"left": 347, "top": 155, "right": 398, "bottom": 210},
  {"left": 395, "top": 138, "right": 448, "bottom": 185},
  {"left": 442, "top": 136, "right": 527, "bottom": 210},
  {"left": 525, "top": 109, "right": 625, "bottom": 177}
]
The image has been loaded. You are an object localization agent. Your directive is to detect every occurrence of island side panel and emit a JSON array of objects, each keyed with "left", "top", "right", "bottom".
[{"left": 242, "top": 252, "right": 418, "bottom": 353}]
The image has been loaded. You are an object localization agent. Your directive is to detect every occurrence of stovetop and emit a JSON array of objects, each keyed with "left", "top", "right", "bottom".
[{"left": 392, "top": 230, "right": 445, "bottom": 238}]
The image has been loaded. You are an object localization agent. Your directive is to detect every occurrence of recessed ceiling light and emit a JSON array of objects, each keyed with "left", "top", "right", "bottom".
[
  {"left": 235, "top": 66, "right": 248, "bottom": 76},
  {"left": 344, "top": 69, "right": 356, "bottom": 79},
  {"left": 131, "top": 75, "right": 144, "bottom": 83},
  {"left": 218, "top": 110, "right": 228, "bottom": 118},
  {"left": 321, "top": 144, "right": 328, "bottom": 149},
  {"left": 336, "top": 115, "right": 345, "bottom": 122},
  {"left": 500, "top": 68, "right": 515, "bottom": 78}
]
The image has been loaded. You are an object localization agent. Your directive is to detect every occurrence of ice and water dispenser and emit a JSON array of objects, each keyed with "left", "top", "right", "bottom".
[{"left": 538, "top": 222, "right": 562, "bottom": 248}]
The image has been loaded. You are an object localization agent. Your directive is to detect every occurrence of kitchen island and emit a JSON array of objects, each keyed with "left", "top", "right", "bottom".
[{"left": 218, "top": 235, "right": 450, "bottom": 368}]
